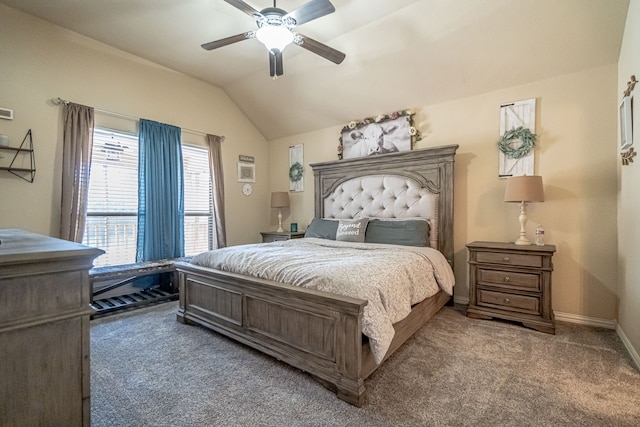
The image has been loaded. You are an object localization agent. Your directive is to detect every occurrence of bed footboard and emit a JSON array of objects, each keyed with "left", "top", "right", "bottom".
[{"left": 175, "top": 262, "right": 369, "bottom": 406}]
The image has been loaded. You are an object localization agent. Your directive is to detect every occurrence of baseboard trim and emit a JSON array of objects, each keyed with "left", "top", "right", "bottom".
[
  {"left": 453, "top": 295, "right": 469, "bottom": 305},
  {"left": 453, "top": 303, "right": 618, "bottom": 329},
  {"left": 616, "top": 324, "right": 640, "bottom": 370},
  {"left": 553, "top": 311, "right": 617, "bottom": 329}
]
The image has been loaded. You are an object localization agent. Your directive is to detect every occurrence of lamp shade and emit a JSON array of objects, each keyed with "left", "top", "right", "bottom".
[
  {"left": 270, "top": 191, "right": 290, "bottom": 208},
  {"left": 504, "top": 175, "right": 544, "bottom": 203}
]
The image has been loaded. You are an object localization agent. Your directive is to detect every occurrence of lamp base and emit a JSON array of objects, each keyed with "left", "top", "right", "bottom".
[
  {"left": 514, "top": 236, "right": 532, "bottom": 245},
  {"left": 514, "top": 201, "right": 531, "bottom": 245},
  {"left": 276, "top": 209, "right": 284, "bottom": 232}
]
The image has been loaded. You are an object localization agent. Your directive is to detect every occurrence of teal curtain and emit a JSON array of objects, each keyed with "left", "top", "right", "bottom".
[{"left": 136, "top": 119, "right": 184, "bottom": 262}]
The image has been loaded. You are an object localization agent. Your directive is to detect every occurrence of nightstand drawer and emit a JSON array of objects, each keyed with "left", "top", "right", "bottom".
[
  {"left": 477, "top": 289, "right": 540, "bottom": 315},
  {"left": 476, "top": 251, "right": 542, "bottom": 268},
  {"left": 478, "top": 269, "right": 540, "bottom": 291},
  {"left": 260, "top": 231, "right": 306, "bottom": 243}
]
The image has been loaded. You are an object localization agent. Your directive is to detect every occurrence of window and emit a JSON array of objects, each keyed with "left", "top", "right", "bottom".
[
  {"left": 83, "top": 129, "right": 139, "bottom": 266},
  {"left": 183, "top": 144, "right": 213, "bottom": 256},
  {"left": 83, "top": 128, "right": 212, "bottom": 267}
]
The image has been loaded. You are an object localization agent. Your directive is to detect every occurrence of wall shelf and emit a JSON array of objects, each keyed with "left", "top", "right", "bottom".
[{"left": 0, "top": 129, "right": 35, "bottom": 182}]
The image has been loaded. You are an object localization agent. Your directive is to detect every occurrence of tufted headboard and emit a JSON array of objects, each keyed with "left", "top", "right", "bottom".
[{"left": 310, "top": 145, "right": 458, "bottom": 265}]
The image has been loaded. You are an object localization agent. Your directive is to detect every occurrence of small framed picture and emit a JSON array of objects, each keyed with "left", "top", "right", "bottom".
[
  {"left": 619, "top": 95, "right": 633, "bottom": 150},
  {"left": 237, "top": 162, "right": 255, "bottom": 182}
]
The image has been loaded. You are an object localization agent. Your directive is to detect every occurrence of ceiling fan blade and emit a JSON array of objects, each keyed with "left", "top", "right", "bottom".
[
  {"left": 201, "top": 32, "right": 253, "bottom": 50},
  {"left": 295, "top": 34, "right": 345, "bottom": 64},
  {"left": 223, "top": 0, "right": 260, "bottom": 17},
  {"left": 285, "top": 0, "right": 335, "bottom": 26}
]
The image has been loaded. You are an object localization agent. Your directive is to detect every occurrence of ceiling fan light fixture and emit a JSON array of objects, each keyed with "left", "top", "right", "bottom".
[{"left": 256, "top": 25, "right": 294, "bottom": 52}]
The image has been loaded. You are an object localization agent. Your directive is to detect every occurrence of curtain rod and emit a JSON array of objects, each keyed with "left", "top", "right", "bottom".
[{"left": 52, "top": 97, "right": 224, "bottom": 140}]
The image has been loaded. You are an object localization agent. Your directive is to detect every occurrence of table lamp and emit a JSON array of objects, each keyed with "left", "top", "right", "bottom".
[
  {"left": 504, "top": 175, "right": 544, "bottom": 245},
  {"left": 271, "top": 191, "right": 290, "bottom": 232}
]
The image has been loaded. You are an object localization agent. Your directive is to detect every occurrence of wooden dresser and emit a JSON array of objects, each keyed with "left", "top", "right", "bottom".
[
  {"left": 466, "top": 241, "right": 556, "bottom": 334},
  {"left": 0, "top": 229, "right": 103, "bottom": 427}
]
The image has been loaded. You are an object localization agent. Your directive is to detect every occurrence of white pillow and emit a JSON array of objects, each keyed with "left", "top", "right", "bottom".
[{"left": 335, "top": 218, "right": 369, "bottom": 243}]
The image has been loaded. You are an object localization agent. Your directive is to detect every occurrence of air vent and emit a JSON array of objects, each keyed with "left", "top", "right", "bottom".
[{"left": 0, "top": 108, "right": 13, "bottom": 120}]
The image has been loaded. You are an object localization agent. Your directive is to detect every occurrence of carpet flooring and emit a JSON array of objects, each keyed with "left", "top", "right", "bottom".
[{"left": 90, "top": 301, "right": 640, "bottom": 427}]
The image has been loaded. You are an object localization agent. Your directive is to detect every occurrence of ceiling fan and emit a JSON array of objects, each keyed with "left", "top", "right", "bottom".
[{"left": 202, "top": 0, "right": 346, "bottom": 78}]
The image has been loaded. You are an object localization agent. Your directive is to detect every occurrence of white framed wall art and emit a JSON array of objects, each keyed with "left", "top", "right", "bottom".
[{"left": 498, "top": 98, "right": 536, "bottom": 178}]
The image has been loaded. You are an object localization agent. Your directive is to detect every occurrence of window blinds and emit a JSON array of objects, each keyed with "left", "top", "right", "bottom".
[
  {"left": 182, "top": 144, "right": 212, "bottom": 256},
  {"left": 83, "top": 129, "right": 139, "bottom": 266}
]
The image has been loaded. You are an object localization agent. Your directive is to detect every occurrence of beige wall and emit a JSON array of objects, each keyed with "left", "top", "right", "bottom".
[
  {"left": 270, "top": 64, "right": 619, "bottom": 323},
  {"left": 0, "top": 5, "right": 270, "bottom": 246},
  {"left": 618, "top": 0, "right": 640, "bottom": 364}
]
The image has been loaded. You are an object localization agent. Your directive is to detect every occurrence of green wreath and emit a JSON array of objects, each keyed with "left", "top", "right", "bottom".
[
  {"left": 289, "top": 162, "right": 304, "bottom": 182},
  {"left": 497, "top": 126, "right": 537, "bottom": 159}
]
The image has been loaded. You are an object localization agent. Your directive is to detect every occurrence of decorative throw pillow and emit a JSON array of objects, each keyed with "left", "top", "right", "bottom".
[
  {"left": 335, "top": 218, "right": 369, "bottom": 243},
  {"left": 304, "top": 218, "right": 339, "bottom": 240},
  {"left": 364, "top": 219, "right": 430, "bottom": 246}
]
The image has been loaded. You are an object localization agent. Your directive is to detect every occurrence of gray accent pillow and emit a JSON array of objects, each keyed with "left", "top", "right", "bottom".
[
  {"left": 304, "top": 218, "right": 339, "bottom": 240},
  {"left": 364, "top": 219, "right": 430, "bottom": 247},
  {"left": 335, "top": 218, "right": 369, "bottom": 243}
]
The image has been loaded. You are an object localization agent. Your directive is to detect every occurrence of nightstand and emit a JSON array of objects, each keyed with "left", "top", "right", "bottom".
[
  {"left": 260, "top": 231, "right": 305, "bottom": 243},
  {"left": 466, "top": 241, "right": 556, "bottom": 334}
]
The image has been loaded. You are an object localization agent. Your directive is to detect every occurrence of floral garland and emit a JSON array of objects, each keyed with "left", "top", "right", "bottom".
[
  {"left": 497, "top": 126, "right": 537, "bottom": 159},
  {"left": 337, "top": 110, "right": 421, "bottom": 160},
  {"left": 289, "top": 161, "right": 304, "bottom": 182}
]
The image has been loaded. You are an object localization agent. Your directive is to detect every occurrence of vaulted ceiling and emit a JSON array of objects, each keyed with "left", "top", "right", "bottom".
[{"left": 0, "top": 0, "right": 629, "bottom": 140}]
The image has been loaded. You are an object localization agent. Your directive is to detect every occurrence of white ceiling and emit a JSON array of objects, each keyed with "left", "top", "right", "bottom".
[{"left": 0, "top": 0, "right": 629, "bottom": 140}]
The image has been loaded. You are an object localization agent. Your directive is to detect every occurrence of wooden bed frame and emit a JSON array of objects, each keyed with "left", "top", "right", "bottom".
[{"left": 175, "top": 144, "right": 458, "bottom": 406}]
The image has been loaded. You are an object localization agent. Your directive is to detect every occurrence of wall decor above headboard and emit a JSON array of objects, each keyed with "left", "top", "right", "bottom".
[
  {"left": 337, "top": 110, "right": 422, "bottom": 160},
  {"left": 310, "top": 144, "right": 458, "bottom": 265}
]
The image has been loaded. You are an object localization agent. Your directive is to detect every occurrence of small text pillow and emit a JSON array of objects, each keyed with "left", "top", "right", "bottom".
[{"left": 335, "top": 218, "right": 369, "bottom": 243}]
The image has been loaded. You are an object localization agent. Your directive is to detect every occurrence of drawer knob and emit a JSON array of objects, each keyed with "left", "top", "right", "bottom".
[
  {"left": 504, "top": 276, "right": 510, "bottom": 282},
  {"left": 504, "top": 298, "right": 511, "bottom": 304},
  {"left": 503, "top": 256, "right": 510, "bottom": 261}
]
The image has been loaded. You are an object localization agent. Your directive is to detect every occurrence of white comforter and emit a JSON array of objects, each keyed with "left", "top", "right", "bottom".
[{"left": 190, "top": 238, "right": 455, "bottom": 364}]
